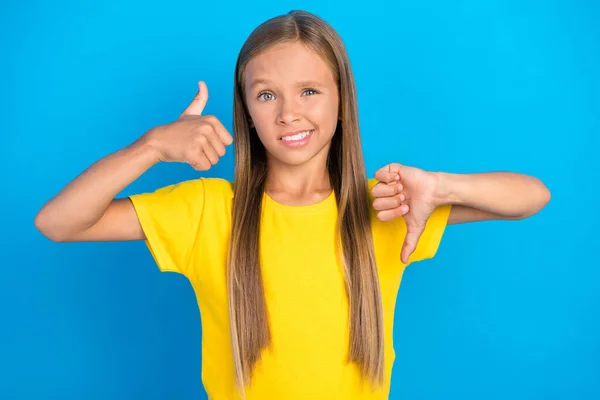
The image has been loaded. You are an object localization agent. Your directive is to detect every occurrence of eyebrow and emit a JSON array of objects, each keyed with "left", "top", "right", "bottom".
[{"left": 249, "top": 79, "right": 325, "bottom": 90}]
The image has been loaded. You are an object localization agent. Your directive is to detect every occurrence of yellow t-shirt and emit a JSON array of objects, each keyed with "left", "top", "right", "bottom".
[{"left": 129, "top": 177, "right": 452, "bottom": 399}]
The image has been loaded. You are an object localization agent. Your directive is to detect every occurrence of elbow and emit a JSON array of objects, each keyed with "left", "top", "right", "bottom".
[
  {"left": 520, "top": 183, "right": 551, "bottom": 219},
  {"left": 538, "top": 182, "right": 551, "bottom": 211},
  {"left": 34, "top": 209, "right": 67, "bottom": 242},
  {"left": 543, "top": 186, "right": 551, "bottom": 207}
]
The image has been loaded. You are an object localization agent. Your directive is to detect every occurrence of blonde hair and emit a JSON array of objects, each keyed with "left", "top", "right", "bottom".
[{"left": 227, "top": 10, "right": 384, "bottom": 396}]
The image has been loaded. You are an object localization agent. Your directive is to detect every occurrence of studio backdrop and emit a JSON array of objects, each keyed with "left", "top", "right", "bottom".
[{"left": 2, "top": 0, "right": 598, "bottom": 399}]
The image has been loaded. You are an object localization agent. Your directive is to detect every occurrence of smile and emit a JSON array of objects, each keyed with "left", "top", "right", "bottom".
[
  {"left": 279, "top": 130, "right": 314, "bottom": 148},
  {"left": 281, "top": 130, "right": 312, "bottom": 141}
]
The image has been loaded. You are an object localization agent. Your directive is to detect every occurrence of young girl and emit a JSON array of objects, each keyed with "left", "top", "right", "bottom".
[{"left": 34, "top": 10, "right": 550, "bottom": 400}]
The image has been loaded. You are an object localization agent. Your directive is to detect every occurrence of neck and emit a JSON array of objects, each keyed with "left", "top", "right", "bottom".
[{"left": 264, "top": 159, "right": 331, "bottom": 206}]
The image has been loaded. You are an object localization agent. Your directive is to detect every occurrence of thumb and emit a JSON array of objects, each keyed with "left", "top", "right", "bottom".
[
  {"left": 401, "top": 225, "right": 425, "bottom": 264},
  {"left": 180, "top": 81, "right": 208, "bottom": 117}
]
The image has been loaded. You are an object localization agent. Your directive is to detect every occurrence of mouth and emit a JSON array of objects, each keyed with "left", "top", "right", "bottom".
[
  {"left": 279, "top": 129, "right": 314, "bottom": 148},
  {"left": 279, "top": 129, "right": 314, "bottom": 141}
]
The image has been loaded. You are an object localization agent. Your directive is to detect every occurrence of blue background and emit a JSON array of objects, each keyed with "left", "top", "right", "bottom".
[{"left": 3, "top": 0, "right": 599, "bottom": 399}]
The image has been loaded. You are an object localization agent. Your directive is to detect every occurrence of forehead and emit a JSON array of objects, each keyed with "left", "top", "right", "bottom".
[{"left": 245, "top": 41, "right": 336, "bottom": 88}]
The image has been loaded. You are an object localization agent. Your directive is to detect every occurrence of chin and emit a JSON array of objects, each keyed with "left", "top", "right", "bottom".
[
  {"left": 269, "top": 143, "right": 332, "bottom": 168},
  {"left": 272, "top": 153, "right": 315, "bottom": 167}
]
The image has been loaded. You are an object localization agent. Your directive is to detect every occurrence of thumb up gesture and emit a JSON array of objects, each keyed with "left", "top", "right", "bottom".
[{"left": 142, "top": 81, "right": 234, "bottom": 171}]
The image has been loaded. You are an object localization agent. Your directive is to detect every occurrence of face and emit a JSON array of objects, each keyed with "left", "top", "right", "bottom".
[{"left": 243, "top": 41, "right": 340, "bottom": 168}]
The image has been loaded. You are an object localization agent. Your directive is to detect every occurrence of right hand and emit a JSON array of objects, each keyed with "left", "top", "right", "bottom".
[{"left": 143, "top": 81, "right": 234, "bottom": 171}]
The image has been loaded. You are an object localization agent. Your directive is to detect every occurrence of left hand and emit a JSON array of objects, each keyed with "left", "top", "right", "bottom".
[{"left": 372, "top": 163, "right": 440, "bottom": 264}]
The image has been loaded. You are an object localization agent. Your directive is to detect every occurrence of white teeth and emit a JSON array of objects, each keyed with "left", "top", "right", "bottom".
[{"left": 281, "top": 130, "right": 311, "bottom": 141}]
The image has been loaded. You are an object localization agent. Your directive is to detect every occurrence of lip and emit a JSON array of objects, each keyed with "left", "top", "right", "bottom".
[
  {"left": 279, "top": 129, "right": 314, "bottom": 148},
  {"left": 279, "top": 129, "right": 314, "bottom": 139}
]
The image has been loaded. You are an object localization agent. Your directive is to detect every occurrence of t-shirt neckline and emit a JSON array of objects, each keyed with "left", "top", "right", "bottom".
[{"left": 263, "top": 190, "right": 336, "bottom": 214}]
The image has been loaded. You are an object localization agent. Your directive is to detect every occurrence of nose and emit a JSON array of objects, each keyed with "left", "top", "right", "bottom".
[{"left": 277, "top": 96, "right": 301, "bottom": 125}]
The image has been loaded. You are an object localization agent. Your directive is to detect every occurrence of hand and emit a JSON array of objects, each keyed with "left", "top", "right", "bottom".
[
  {"left": 141, "top": 81, "right": 234, "bottom": 171},
  {"left": 372, "top": 163, "right": 440, "bottom": 264}
]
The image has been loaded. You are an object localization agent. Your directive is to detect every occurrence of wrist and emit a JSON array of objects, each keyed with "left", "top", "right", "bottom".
[
  {"left": 131, "top": 127, "right": 165, "bottom": 164},
  {"left": 433, "top": 172, "right": 463, "bottom": 206}
]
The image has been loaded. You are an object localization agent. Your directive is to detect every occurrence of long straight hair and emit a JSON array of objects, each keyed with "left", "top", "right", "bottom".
[{"left": 227, "top": 10, "right": 384, "bottom": 396}]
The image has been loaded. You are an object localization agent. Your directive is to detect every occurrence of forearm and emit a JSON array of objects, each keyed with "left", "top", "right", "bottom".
[
  {"left": 35, "top": 136, "right": 160, "bottom": 237},
  {"left": 433, "top": 171, "right": 551, "bottom": 218}
]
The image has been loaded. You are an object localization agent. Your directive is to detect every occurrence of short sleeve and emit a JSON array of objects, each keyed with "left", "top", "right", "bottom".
[
  {"left": 128, "top": 178, "right": 205, "bottom": 276},
  {"left": 407, "top": 204, "right": 452, "bottom": 264}
]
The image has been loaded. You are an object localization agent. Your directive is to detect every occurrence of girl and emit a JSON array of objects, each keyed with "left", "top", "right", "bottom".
[{"left": 34, "top": 10, "right": 550, "bottom": 400}]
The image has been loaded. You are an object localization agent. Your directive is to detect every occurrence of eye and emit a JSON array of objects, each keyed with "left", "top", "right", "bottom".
[
  {"left": 256, "top": 88, "right": 319, "bottom": 102},
  {"left": 257, "top": 91, "right": 274, "bottom": 101}
]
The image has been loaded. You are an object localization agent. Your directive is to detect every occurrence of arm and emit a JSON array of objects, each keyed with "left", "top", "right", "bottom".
[
  {"left": 34, "top": 81, "right": 233, "bottom": 243},
  {"left": 433, "top": 172, "right": 551, "bottom": 225},
  {"left": 34, "top": 140, "right": 159, "bottom": 242},
  {"left": 372, "top": 165, "right": 551, "bottom": 263}
]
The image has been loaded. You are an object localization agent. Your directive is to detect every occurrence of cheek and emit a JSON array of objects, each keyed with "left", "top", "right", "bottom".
[
  {"left": 247, "top": 103, "right": 270, "bottom": 126},
  {"left": 311, "top": 98, "right": 339, "bottom": 129},
  {"left": 246, "top": 108, "right": 271, "bottom": 143}
]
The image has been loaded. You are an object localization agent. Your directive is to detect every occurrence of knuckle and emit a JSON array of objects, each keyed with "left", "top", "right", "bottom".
[
  {"left": 197, "top": 135, "right": 208, "bottom": 145},
  {"left": 380, "top": 211, "right": 391, "bottom": 222},
  {"left": 187, "top": 156, "right": 199, "bottom": 168},
  {"left": 204, "top": 115, "right": 218, "bottom": 124},
  {"left": 194, "top": 160, "right": 209, "bottom": 171},
  {"left": 200, "top": 123, "right": 213, "bottom": 134},
  {"left": 189, "top": 159, "right": 200, "bottom": 169},
  {"left": 372, "top": 199, "right": 381, "bottom": 211},
  {"left": 207, "top": 152, "right": 218, "bottom": 163}
]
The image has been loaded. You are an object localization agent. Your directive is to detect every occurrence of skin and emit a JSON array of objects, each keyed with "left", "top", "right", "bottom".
[
  {"left": 34, "top": 40, "right": 551, "bottom": 265},
  {"left": 243, "top": 41, "right": 551, "bottom": 264},
  {"left": 244, "top": 41, "right": 340, "bottom": 206},
  {"left": 34, "top": 81, "right": 234, "bottom": 242},
  {"left": 371, "top": 164, "right": 551, "bottom": 263}
]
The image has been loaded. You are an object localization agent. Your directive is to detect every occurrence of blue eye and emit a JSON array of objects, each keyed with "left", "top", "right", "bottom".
[
  {"left": 257, "top": 88, "right": 319, "bottom": 101},
  {"left": 258, "top": 92, "right": 274, "bottom": 101}
]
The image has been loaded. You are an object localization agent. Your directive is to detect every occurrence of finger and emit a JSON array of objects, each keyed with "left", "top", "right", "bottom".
[
  {"left": 374, "top": 163, "right": 402, "bottom": 183},
  {"left": 190, "top": 152, "right": 211, "bottom": 171},
  {"left": 181, "top": 81, "right": 209, "bottom": 117},
  {"left": 200, "top": 140, "right": 220, "bottom": 165},
  {"left": 401, "top": 225, "right": 425, "bottom": 264},
  {"left": 203, "top": 131, "right": 227, "bottom": 157},
  {"left": 376, "top": 204, "right": 409, "bottom": 222},
  {"left": 205, "top": 115, "right": 234, "bottom": 146},
  {"left": 371, "top": 181, "right": 403, "bottom": 198},
  {"left": 372, "top": 193, "right": 405, "bottom": 211}
]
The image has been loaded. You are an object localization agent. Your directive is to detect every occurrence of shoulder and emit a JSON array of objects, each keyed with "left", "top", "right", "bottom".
[
  {"left": 129, "top": 177, "right": 233, "bottom": 209},
  {"left": 161, "top": 176, "right": 233, "bottom": 198},
  {"left": 200, "top": 177, "right": 234, "bottom": 203},
  {"left": 201, "top": 177, "right": 233, "bottom": 193}
]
